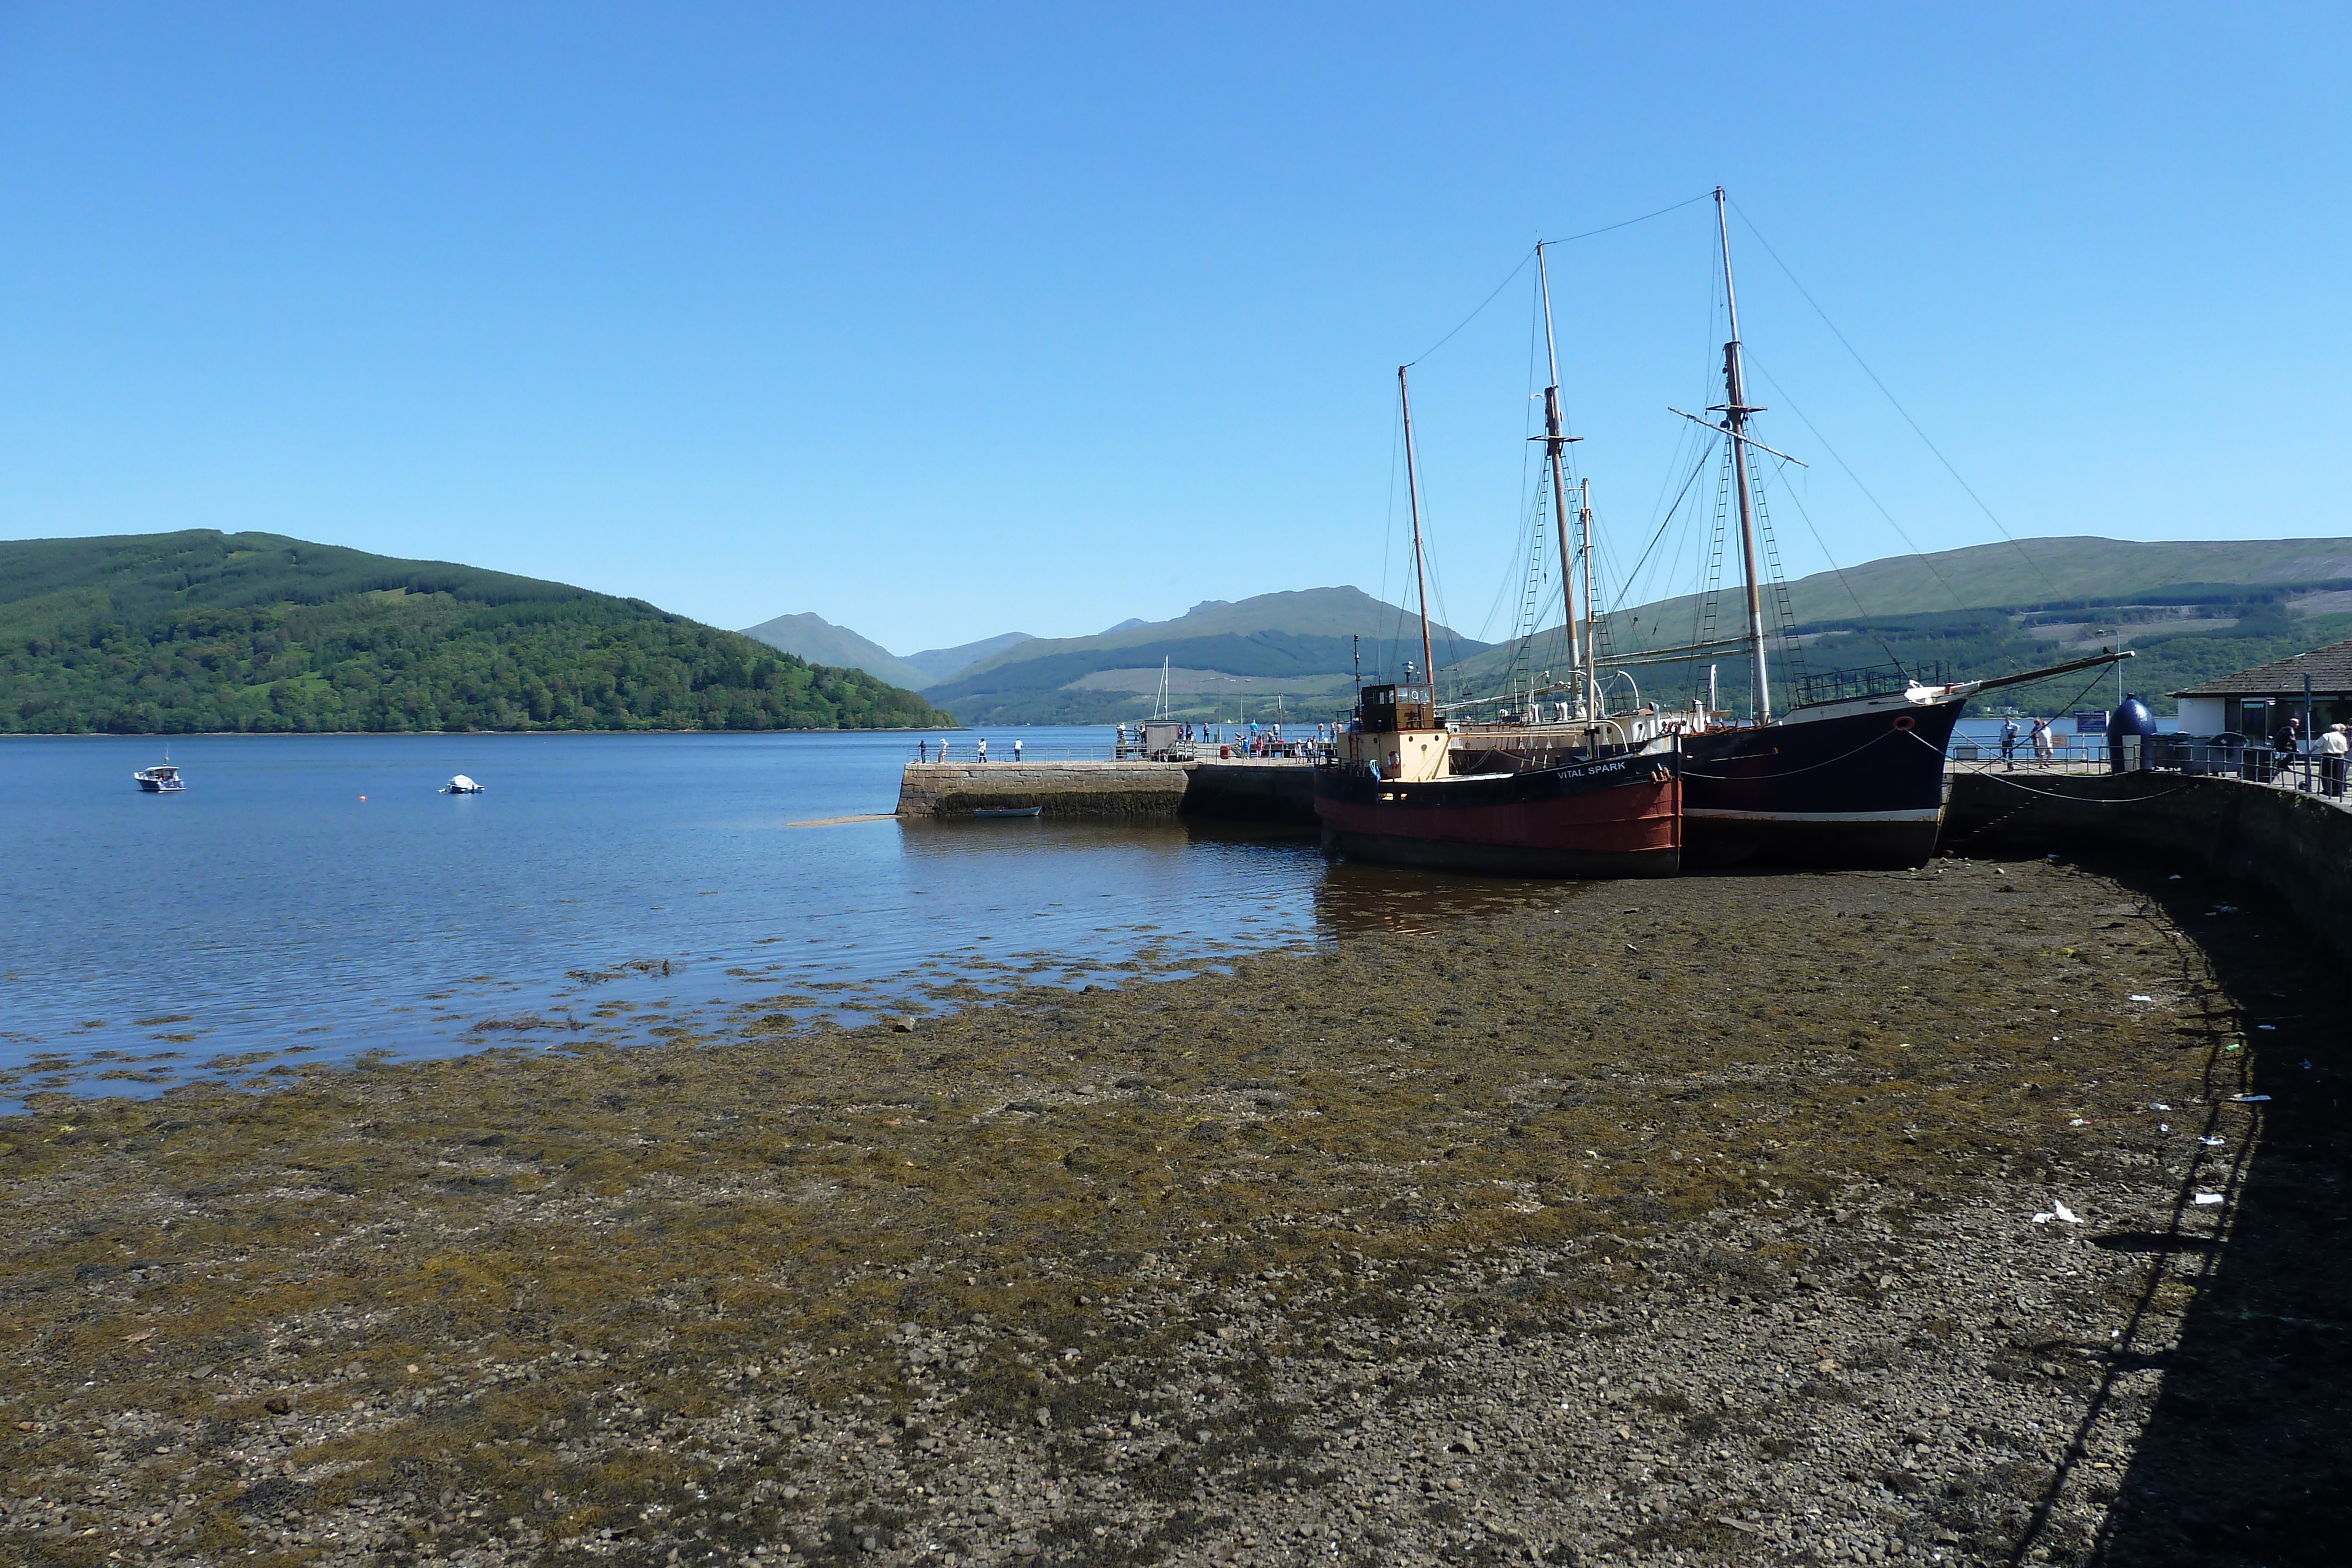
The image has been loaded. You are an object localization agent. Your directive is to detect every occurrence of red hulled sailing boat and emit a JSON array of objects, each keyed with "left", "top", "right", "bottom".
[{"left": 1312, "top": 340, "right": 1681, "bottom": 878}]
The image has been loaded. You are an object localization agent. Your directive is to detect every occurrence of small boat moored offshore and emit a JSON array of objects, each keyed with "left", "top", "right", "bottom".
[
  {"left": 132, "top": 762, "right": 184, "bottom": 793},
  {"left": 441, "top": 775, "right": 485, "bottom": 794},
  {"left": 971, "top": 805, "right": 1043, "bottom": 819}
]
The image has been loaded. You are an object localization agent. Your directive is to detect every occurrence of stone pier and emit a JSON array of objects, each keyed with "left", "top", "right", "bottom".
[{"left": 894, "top": 758, "right": 1316, "bottom": 824}]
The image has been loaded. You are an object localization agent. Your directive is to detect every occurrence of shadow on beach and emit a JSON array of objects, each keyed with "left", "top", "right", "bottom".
[{"left": 2010, "top": 854, "right": 2351, "bottom": 1567}]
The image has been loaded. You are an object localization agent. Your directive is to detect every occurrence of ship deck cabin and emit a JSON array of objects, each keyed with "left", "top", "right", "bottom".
[{"left": 1357, "top": 684, "right": 1434, "bottom": 734}]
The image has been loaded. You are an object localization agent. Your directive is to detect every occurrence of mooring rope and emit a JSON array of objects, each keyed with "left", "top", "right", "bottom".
[
  {"left": 1679, "top": 725, "right": 1904, "bottom": 781},
  {"left": 1966, "top": 768, "right": 2195, "bottom": 805}
]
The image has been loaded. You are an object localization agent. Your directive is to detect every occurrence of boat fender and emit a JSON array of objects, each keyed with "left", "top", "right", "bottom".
[{"left": 1892, "top": 714, "right": 1916, "bottom": 731}]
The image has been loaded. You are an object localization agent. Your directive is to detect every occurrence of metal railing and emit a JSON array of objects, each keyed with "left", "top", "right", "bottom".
[
  {"left": 907, "top": 741, "right": 1117, "bottom": 763},
  {"left": 1950, "top": 734, "right": 2351, "bottom": 798}
]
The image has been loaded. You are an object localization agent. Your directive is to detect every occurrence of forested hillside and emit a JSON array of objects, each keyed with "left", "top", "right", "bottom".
[
  {"left": 1461, "top": 543, "right": 2352, "bottom": 716},
  {"left": 0, "top": 531, "right": 948, "bottom": 734}
]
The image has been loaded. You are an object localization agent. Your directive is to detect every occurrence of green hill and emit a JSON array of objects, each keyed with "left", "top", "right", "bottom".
[
  {"left": 1454, "top": 536, "right": 2352, "bottom": 717},
  {"left": 922, "top": 587, "right": 1489, "bottom": 726},
  {"left": 0, "top": 531, "right": 950, "bottom": 734},
  {"left": 1609, "top": 536, "right": 2352, "bottom": 633}
]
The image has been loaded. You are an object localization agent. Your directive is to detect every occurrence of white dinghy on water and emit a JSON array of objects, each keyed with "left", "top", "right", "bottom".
[{"left": 440, "top": 774, "right": 485, "bottom": 795}]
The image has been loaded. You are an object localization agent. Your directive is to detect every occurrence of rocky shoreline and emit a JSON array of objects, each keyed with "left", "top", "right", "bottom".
[{"left": 2, "top": 854, "right": 2339, "bottom": 1567}]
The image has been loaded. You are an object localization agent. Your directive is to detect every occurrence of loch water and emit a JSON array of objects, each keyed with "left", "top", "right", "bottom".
[{"left": 0, "top": 730, "right": 1547, "bottom": 1108}]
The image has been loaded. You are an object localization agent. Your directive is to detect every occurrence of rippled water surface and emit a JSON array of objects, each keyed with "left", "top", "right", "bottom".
[{"left": 1, "top": 730, "right": 1562, "bottom": 1105}]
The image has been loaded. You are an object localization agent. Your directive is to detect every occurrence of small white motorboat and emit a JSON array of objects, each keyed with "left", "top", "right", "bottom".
[
  {"left": 440, "top": 774, "right": 485, "bottom": 794},
  {"left": 133, "top": 762, "right": 185, "bottom": 793}
]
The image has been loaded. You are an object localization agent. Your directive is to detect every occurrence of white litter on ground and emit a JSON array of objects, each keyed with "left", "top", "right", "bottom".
[
  {"left": 2193, "top": 1193, "right": 2225, "bottom": 1206},
  {"left": 2032, "top": 1202, "right": 2082, "bottom": 1225}
]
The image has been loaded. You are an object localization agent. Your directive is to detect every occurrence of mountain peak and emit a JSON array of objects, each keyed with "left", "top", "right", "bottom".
[{"left": 739, "top": 611, "right": 931, "bottom": 690}]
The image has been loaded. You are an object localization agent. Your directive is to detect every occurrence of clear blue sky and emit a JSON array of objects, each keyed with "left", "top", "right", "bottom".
[{"left": 2, "top": 4, "right": 2344, "bottom": 654}]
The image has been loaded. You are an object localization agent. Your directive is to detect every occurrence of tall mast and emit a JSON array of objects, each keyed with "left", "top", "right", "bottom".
[
  {"left": 1715, "top": 186, "right": 1772, "bottom": 723},
  {"left": 1398, "top": 365, "right": 1438, "bottom": 708},
  {"left": 1578, "top": 477, "right": 1599, "bottom": 714},
  {"left": 1534, "top": 242, "right": 1584, "bottom": 718}
]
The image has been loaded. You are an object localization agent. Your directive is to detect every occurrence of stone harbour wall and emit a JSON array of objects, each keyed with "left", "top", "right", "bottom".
[
  {"left": 894, "top": 761, "right": 1191, "bottom": 818},
  {"left": 894, "top": 758, "right": 1318, "bottom": 822},
  {"left": 1178, "top": 758, "right": 1319, "bottom": 823}
]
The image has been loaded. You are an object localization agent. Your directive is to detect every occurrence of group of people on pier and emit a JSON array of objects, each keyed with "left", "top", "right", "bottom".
[
  {"left": 1996, "top": 716, "right": 2061, "bottom": 768},
  {"left": 2264, "top": 716, "right": 2351, "bottom": 798},
  {"left": 918, "top": 736, "right": 1023, "bottom": 764}
]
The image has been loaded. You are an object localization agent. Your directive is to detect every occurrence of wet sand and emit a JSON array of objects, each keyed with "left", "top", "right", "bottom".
[{"left": 2, "top": 854, "right": 2341, "bottom": 1567}]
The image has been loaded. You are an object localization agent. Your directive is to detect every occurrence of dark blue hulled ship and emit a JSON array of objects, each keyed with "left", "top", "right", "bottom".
[{"left": 1677, "top": 653, "right": 2120, "bottom": 868}]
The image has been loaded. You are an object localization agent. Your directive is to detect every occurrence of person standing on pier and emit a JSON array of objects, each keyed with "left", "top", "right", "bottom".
[
  {"left": 2322, "top": 723, "right": 2348, "bottom": 798},
  {"left": 1014, "top": 737, "right": 1023, "bottom": 763},
  {"left": 2001, "top": 716, "right": 2021, "bottom": 770},
  {"left": 919, "top": 740, "right": 928, "bottom": 762},
  {"left": 2031, "top": 716, "right": 2054, "bottom": 762}
]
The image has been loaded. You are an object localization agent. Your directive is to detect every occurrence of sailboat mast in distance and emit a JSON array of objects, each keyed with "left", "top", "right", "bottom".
[
  {"left": 1398, "top": 365, "right": 1437, "bottom": 701},
  {"left": 1714, "top": 186, "right": 1772, "bottom": 723},
  {"left": 1534, "top": 242, "right": 1583, "bottom": 716}
]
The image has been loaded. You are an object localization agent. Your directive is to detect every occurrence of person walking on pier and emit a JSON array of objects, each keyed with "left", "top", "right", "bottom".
[
  {"left": 2031, "top": 716, "right": 2054, "bottom": 762},
  {"left": 2322, "top": 723, "right": 2348, "bottom": 798},
  {"left": 2270, "top": 717, "right": 2303, "bottom": 785},
  {"left": 977, "top": 737, "right": 988, "bottom": 764}
]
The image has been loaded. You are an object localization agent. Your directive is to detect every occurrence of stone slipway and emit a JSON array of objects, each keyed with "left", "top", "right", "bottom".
[{"left": 896, "top": 758, "right": 1317, "bottom": 823}]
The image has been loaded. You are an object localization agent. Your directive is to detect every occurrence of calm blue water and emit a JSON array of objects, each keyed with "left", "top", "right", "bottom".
[
  {"left": 0, "top": 730, "right": 1545, "bottom": 1108},
  {"left": 1952, "top": 716, "right": 2179, "bottom": 748}
]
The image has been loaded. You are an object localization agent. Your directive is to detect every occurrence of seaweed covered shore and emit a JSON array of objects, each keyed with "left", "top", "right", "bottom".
[{"left": 3, "top": 855, "right": 2343, "bottom": 1567}]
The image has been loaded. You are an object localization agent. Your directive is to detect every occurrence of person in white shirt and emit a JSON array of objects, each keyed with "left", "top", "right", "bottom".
[{"left": 2321, "top": 723, "right": 2348, "bottom": 798}]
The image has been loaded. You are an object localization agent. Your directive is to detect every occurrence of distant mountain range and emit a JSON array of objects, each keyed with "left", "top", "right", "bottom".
[
  {"left": 0, "top": 532, "right": 950, "bottom": 734},
  {"left": 736, "top": 612, "right": 1037, "bottom": 693},
  {"left": 745, "top": 536, "right": 2352, "bottom": 724},
  {"left": 741, "top": 587, "right": 1488, "bottom": 726}
]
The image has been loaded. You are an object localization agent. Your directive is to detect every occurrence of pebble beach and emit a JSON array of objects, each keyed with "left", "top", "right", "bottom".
[{"left": 3, "top": 852, "right": 2340, "bottom": 1567}]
